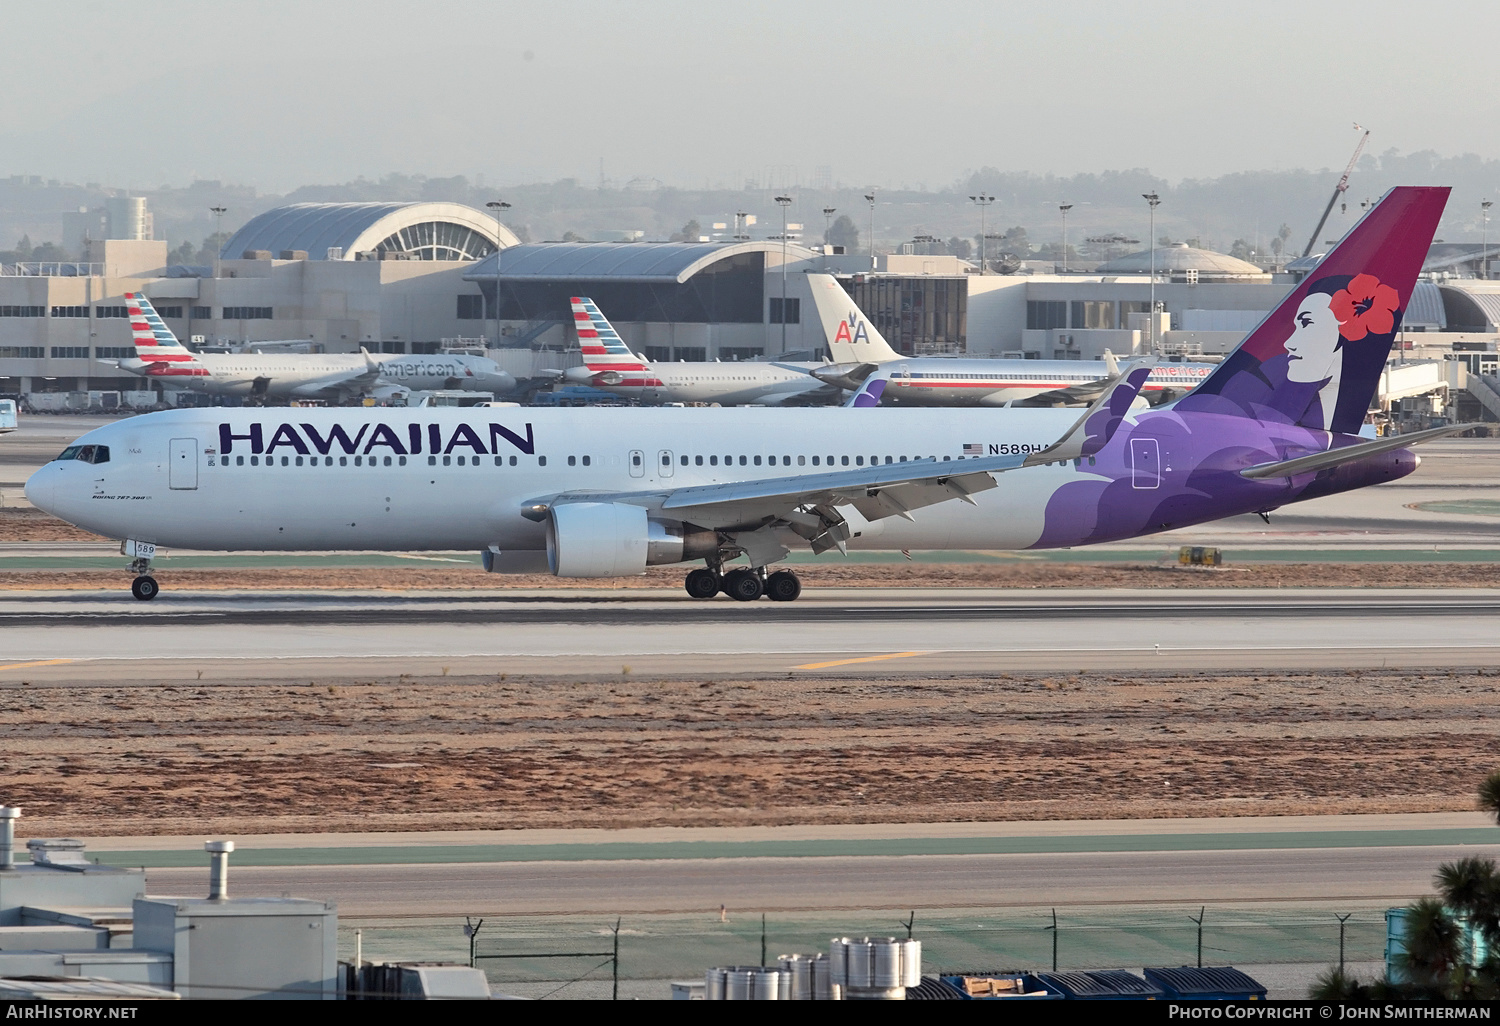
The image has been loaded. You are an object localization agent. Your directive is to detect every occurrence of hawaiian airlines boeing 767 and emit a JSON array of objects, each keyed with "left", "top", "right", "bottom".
[{"left": 26, "top": 187, "right": 1465, "bottom": 602}]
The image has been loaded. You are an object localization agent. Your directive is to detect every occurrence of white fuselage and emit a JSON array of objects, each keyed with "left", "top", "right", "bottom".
[
  {"left": 120, "top": 352, "right": 515, "bottom": 398},
  {"left": 27, "top": 406, "right": 1084, "bottom": 554},
  {"left": 867, "top": 359, "right": 1213, "bottom": 406},
  {"left": 586, "top": 362, "right": 831, "bottom": 406}
]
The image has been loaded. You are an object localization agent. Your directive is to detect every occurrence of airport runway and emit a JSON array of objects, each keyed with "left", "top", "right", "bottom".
[
  {"left": 141, "top": 843, "right": 1495, "bottom": 916},
  {"left": 2, "top": 587, "right": 1497, "bottom": 679}
]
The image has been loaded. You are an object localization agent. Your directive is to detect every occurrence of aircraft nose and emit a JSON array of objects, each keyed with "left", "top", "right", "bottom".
[{"left": 23, "top": 465, "right": 56, "bottom": 514}]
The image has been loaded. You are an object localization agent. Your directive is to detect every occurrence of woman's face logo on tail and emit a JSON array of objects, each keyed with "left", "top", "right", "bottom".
[{"left": 1286, "top": 293, "right": 1341, "bottom": 383}]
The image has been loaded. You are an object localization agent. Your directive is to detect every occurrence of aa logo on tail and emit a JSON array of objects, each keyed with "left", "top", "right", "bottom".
[{"left": 834, "top": 313, "right": 870, "bottom": 345}]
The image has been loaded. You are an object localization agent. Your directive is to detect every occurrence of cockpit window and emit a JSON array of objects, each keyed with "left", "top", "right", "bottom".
[{"left": 53, "top": 445, "right": 109, "bottom": 464}]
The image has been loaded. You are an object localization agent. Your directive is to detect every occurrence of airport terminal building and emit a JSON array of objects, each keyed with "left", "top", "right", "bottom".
[{"left": 1, "top": 200, "right": 1498, "bottom": 424}]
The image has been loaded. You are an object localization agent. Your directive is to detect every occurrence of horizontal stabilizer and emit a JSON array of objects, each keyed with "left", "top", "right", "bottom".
[{"left": 1239, "top": 423, "right": 1473, "bottom": 479}]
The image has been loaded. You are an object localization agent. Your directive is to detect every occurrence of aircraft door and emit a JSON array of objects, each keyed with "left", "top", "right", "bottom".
[
  {"left": 1130, "top": 437, "right": 1160, "bottom": 490},
  {"left": 628, "top": 449, "right": 645, "bottom": 478},
  {"left": 658, "top": 450, "right": 675, "bottom": 478},
  {"left": 169, "top": 437, "right": 199, "bottom": 490}
]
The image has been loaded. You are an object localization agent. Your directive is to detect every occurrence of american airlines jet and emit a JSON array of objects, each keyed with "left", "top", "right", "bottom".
[
  {"left": 115, "top": 294, "right": 516, "bottom": 400},
  {"left": 805, "top": 273, "right": 1214, "bottom": 406},
  {"left": 28, "top": 188, "right": 1463, "bottom": 604},
  {"left": 562, "top": 298, "right": 834, "bottom": 405}
]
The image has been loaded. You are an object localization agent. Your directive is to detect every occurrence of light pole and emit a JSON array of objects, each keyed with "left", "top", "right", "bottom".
[
  {"left": 970, "top": 194, "right": 994, "bottom": 274},
  {"left": 1484, "top": 199, "right": 1493, "bottom": 280},
  {"left": 1058, "top": 204, "right": 1073, "bottom": 273},
  {"left": 822, "top": 207, "right": 836, "bottom": 269},
  {"left": 485, "top": 201, "right": 511, "bottom": 348},
  {"left": 775, "top": 195, "right": 793, "bottom": 353},
  {"left": 209, "top": 205, "right": 227, "bottom": 280},
  {"left": 864, "top": 191, "right": 877, "bottom": 270},
  {"left": 1143, "top": 192, "right": 1161, "bottom": 353}
]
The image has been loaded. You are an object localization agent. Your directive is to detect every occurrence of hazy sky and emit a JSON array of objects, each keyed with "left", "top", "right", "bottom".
[{"left": 5, "top": 0, "right": 1498, "bottom": 193}]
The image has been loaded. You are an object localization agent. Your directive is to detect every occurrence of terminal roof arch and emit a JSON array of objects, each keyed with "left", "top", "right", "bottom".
[
  {"left": 465, "top": 241, "right": 821, "bottom": 284},
  {"left": 221, "top": 202, "right": 520, "bottom": 261}
]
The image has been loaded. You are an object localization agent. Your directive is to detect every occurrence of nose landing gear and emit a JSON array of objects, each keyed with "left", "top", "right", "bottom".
[
  {"left": 131, "top": 575, "right": 159, "bottom": 601},
  {"left": 122, "top": 540, "right": 159, "bottom": 601}
]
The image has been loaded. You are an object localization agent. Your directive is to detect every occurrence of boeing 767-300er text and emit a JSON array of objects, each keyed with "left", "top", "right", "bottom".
[{"left": 27, "top": 187, "right": 1465, "bottom": 603}]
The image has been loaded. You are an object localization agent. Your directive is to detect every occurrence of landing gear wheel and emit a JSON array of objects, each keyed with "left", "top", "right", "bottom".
[
  {"left": 131, "top": 575, "right": 159, "bottom": 602},
  {"left": 722, "top": 568, "right": 764, "bottom": 602},
  {"left": 765, "top": 570, "right": 802, "bottom": 602},
  {"left": 684, "top": 568, "right": 720, "bottom": 599}
]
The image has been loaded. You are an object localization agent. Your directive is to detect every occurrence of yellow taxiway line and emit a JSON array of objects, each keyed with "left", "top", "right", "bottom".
[
  {"left": 793, "top": 651, "right": 932, "bottom": 670},
  {"left": 0, "top": 659, "right": 74, "bottom": 672}
]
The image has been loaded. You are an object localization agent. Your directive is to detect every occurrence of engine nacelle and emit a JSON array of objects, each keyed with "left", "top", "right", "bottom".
[{"left": 546, "top": 502, "right": 718, "bottom": 577}]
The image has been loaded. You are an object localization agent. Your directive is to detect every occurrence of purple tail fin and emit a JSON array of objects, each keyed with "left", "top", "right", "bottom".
[{"left": 1177, "top": 186, "right": 1448, "bottom": 435}]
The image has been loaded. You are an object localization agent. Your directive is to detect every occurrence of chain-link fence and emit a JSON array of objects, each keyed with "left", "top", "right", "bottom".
[{"left": 342, "top": 903, "right": 1391, "bottom": 991}]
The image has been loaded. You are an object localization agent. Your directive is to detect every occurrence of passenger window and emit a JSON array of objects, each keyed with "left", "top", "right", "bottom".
[
  {"left": 662, "top": 454, "right": 670, "bottom": 467},
  {"left": 442, "top": 456, "right": 451, "bottom": 466},
  {"left": 797, "top": 455, "right": 805, "bottom": 466},
  {"left": 427, "top": 456, "right": 436, "bottom": 466},
  {"left": 782, "top": 456, "right": 790, "bottom": 465},
  {"left": 583, "top": 455, "right": 591, "bottom": 466},
  {"left": 900, "top": 456, "right": 908, "bottom": 462},
  {"left": 739, "top": 455, "right": 747, "bottom": 466},
  {"left": 295, "top": 456, "right": 304, "bottom": 466},
  {"left": 841, "top": 456, "right": 849, "bottom": 466},
  {"left": 251, "top": 456, "right": 259, "bottom": 466},
  {"left": 710, "top": 455, "right": 718, "bottom": 466},
  {"left": 753, "top": 456, "right": 762, "bottom": 466},
  {"left": 943, "top": 455, "right": 951, "bottom": 461},
  {"left": 631, "top": 453, "right": 641, "bottom": 467},
  {"left": 568, "top": 456, "right": 576, "bottom": 466},
  {"left": 494, "top": 456, "right": 503, "bottom": 466},
  {"left": 885, "top": 456, "right": 893, "bottom": 464},
  {"left": 539, "top": 456, "right": 547, "bottom": 466},
  {"left": 398, "top": 456, "right": 406, "bottom": 466},
  {"left": 340, "top": 456, "right": 348, "bottom": 466},
  {"left": 236, "top": 456, "right": 244, "bottom": 466},
  {"left": 856, "top": 456, "right": 865, "bottom": 466},
  {"left": 384, "top": 456, "right": 393, "bottom": 466},
  {"left": 696, "top": 455, "right": 704, "bottom": 466},
  {"left": 459, "top": 455, "right": 468, "bottom": 466},
  {"left": 509, "top": 455, "right": 517, "bottom": 466},
  {"left": 354, "top": 456, "right": 363, "bottom": 466},
  {"left": 811, "top": 456, "right": 819, "bottom": 466}
]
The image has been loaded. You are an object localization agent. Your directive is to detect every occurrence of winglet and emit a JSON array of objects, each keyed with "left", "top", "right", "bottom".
[
  {"left": 1023, "top": 360, "right": 1155, "bottom": 466},
  {"left": 844, "top": 376, "right": 888, "bottom": 408}
]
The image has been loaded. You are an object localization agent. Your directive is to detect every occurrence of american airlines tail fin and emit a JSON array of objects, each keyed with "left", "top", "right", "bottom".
[
  {"left": 1175, "top": 186, "right": 1448, "bottom": 435},
  {"left": 806, "top": 274, "right": 902, "bottom": 364},
  {"left": 571, "top": 297, "right": 648, "bottom": 372},
  {"left": 125, "top": 293, "right": 209, "bottom": 378}
]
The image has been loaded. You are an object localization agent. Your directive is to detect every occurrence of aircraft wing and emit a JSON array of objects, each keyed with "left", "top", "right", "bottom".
[
  {"left": 293, "top": 350, "right": 384, "bottom": 398},
  {"left": 532, "top": 361, "right": 1155, "bottom": 547},
  {"left": 1239, "top": 423, "right": 1474, "bottom": 479}
]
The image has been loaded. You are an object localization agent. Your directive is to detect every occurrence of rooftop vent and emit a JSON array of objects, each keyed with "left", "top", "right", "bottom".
[
  {"left": 27, "top": 838, "right": 88, "bottom": 866},
  {"left": 0, "top": 806, "right": 18, "bottom": 870},
  {"left": 206, "top": 839, "right": 234, "bottom": 899}
]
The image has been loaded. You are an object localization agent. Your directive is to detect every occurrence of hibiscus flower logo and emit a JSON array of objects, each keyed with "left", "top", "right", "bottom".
[{"left": 1330, "top": 273, "right": 1399, "bottom": 342}]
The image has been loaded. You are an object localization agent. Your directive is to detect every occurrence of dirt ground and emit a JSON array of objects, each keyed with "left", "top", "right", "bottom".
[{"left": 6, "top": 667, "right": 1499, "bottom": 837}]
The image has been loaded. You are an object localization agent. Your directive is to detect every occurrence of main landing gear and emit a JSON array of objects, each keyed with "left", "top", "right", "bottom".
[{"left": 682, "top": 566, "right": 802, "bottom": 602}]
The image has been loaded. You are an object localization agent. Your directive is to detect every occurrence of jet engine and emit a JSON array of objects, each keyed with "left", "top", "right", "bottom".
[{"left": 545, "top": 502, "right": 718, "bottom": 577}]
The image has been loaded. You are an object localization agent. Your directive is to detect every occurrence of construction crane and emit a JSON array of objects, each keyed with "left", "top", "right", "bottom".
[{"left": 1302, "top": 124, "right": 1371, "bottom": 257}]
